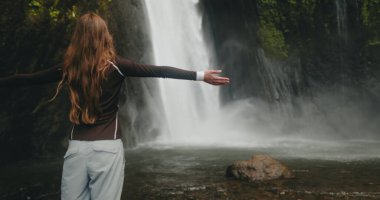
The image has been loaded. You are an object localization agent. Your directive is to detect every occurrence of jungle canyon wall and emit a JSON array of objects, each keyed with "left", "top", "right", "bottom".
[
  {"left": 203, "top": 0, "right": 380, "bottom": 101},
  {"left": 202, "top": 0, "right": 380, "bottom": 139}
]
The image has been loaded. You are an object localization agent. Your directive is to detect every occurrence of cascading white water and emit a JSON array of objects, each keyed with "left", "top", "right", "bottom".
[
  {"left": 140, "top": 0, "right": 380, "bottom": 160},
  {"left": 143, "top": 0, "right": 276, "bottom": 147},
  {"left": 336, "top": 0, "right": 347, "bottom": 41},
  {"left": 335, "top": 0, "right": 348, "bottom": 102},
  {"left": 142, "top": 0, "right": 298, "bottom": 147},
  {"left": 142, "top": 0, "right": 343, "bottom": 147},
  {"left": 143, "top": 0, "right": 221, "bottom": 145}
]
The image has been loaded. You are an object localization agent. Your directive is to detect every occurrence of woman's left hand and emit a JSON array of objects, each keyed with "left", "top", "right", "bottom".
[{"left": 204, "top": 70, "right": 230, "bottom": 86}]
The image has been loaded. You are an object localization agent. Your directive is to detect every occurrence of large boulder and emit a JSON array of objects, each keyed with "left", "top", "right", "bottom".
[{"left": 226, "top": 155, "right": 294, "bottom": 181}]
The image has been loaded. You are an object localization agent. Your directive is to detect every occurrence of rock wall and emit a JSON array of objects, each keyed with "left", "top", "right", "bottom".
[
  {"left": 202, "top": 0, "right": 380, "bottom": 103},
  {"left": 201, "top": 0, "right": 380, "bottom": 137}
]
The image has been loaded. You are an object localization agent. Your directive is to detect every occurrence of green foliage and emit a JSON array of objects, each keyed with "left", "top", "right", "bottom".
[
  {"left": 26, "top": 0, "right": 112, "bottom": 26},
  {"left": 27, "top": 0, "right": 62, "bottom": 24},
  {"left": 362, "top": 0, "right": 371, "bottom": 26},
  {"left": 28, "top": 0, "right": 43, "bottom": 16},
  {"left": 257, "top": 0, "right": 288, "bottom": 59},
  {"left": 0, "top": 0, "right": 114, "bottom": 74},
  {"left": 258, "top": 22, "right": 288, "bottom": 59},
  {"left": 0, "top": 0, "right": 115, "bottom": 162},
  {"left": 256, "top": 0, "right": 316, "bottom": 59},
  {"left": 361, "top": 0, "right": 380, "bottom": 46}
]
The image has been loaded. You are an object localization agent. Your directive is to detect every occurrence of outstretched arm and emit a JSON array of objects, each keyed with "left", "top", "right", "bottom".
[
  {"left": 0, "top": 64, "right": 63, "bottom": 87},
  {"left": 115, "top": 57, "right": 229, "bottom": 85}
]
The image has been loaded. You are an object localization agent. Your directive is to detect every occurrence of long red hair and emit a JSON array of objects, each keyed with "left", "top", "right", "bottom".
[{"left": 52, "top": 12, "right": 116, "bottom": 125}]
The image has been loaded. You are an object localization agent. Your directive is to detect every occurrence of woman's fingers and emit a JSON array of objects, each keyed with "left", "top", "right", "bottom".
[
  {"left": 204, "top": 69, "right": 230, "bottom": 86},
  {"left": 215, "top": 77, "right": 230, "bottom": 81},
  {"left": 210, "top": 77, "right": 230, "bottom": 85},
  {"left": 214, "top": 77, "right": 229, "bottom": 83},
  {"left": 209, "top": 69, "right": 222, "bottom": 74},
  {"left": 214, "top": 80, "right": 229, "bottom": 85}
]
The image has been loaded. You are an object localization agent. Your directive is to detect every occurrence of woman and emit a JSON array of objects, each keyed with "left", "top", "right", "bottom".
[{"left": 0, "top": 12, "right": 229, "bottom": 199}]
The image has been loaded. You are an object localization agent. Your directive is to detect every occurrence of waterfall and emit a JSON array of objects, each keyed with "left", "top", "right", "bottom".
[
  {"left": 143, "top": 0, "right": 220, "bottom": 145},
  {"left": 335, "top": 0, "right": 348, "bottom": 102},
  {"left": 140, "top": 0, "right": 373, "bottom": 148},
  {"left": 142, "top": 0, "right": 274, "bottom": 147},
  {"left": 335, "top": 0, "right": 348, "bottom": 41},
  {"left": 256, "top": 49, "right": 302, "bottom": 114},
  {"left": 141, "top": 0, "right": 324, "bottom": 147}
]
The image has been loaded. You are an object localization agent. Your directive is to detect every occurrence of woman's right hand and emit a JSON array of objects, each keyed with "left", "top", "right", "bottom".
[{"left": 204, "top": 70, "right": 230, "bottom": 86}]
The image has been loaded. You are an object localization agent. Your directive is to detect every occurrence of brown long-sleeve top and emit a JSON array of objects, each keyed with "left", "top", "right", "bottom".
[{"left": 0, "top": 57, "right": 199, "bottom": 140}]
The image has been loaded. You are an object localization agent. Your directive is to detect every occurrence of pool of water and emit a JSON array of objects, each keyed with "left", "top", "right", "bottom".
[{"left": 1, "top": 140, "right": 380, "bottom": 199}]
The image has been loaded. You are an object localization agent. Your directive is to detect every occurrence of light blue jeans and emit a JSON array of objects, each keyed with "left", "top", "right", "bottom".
[{"left": 61, "top": 139, "right": 125, "bottom": 200}]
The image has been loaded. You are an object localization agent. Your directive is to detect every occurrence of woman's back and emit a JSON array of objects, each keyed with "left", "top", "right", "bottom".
[{"left": 70, "top": 56, "right": 199, "bottom": 140}]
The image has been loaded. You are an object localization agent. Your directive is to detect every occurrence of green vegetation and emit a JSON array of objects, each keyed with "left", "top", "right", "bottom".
[
  {"left": 256, "top": 0, "right": 316, "bottom": 59},
  {"left": 256, "top": 0, "right": 380, "bottom": 57},
  {"left": 257, "top": 0, "right": 288, "bottom": 59},
  {"left": 27, "top": 0, "right": 113, "bottom": 25},
  {"left": 362, "top": 0, "right": 380, "bottom": 46},
  {"left": 258, "top": 22, "right": 288, "bottom": 59},
  {"left": 0, "top": 0, "right": 114, "bottom": 74},
  {"left": 0, "top": 0, "right": 114, "bottom": 163}
]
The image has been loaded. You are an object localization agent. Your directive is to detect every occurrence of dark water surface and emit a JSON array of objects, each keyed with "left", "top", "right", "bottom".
[{"left": 1, "top": 145, "right": 380, "bottom": 200}]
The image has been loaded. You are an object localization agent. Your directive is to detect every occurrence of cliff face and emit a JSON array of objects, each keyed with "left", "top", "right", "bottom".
[
  {"left": 201, "top": 0, "right": 380, "bottom": 139},
  {"left": 0, "top": 0, "right": 152, "bottom": 163},
  {"left": 202, "top": 0, "right": 380, "bottom": 104}
]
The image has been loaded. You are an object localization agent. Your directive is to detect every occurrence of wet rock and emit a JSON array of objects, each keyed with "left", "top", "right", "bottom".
[{"left": 226, "top": 155, "right": 294, "bottom": 181}]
